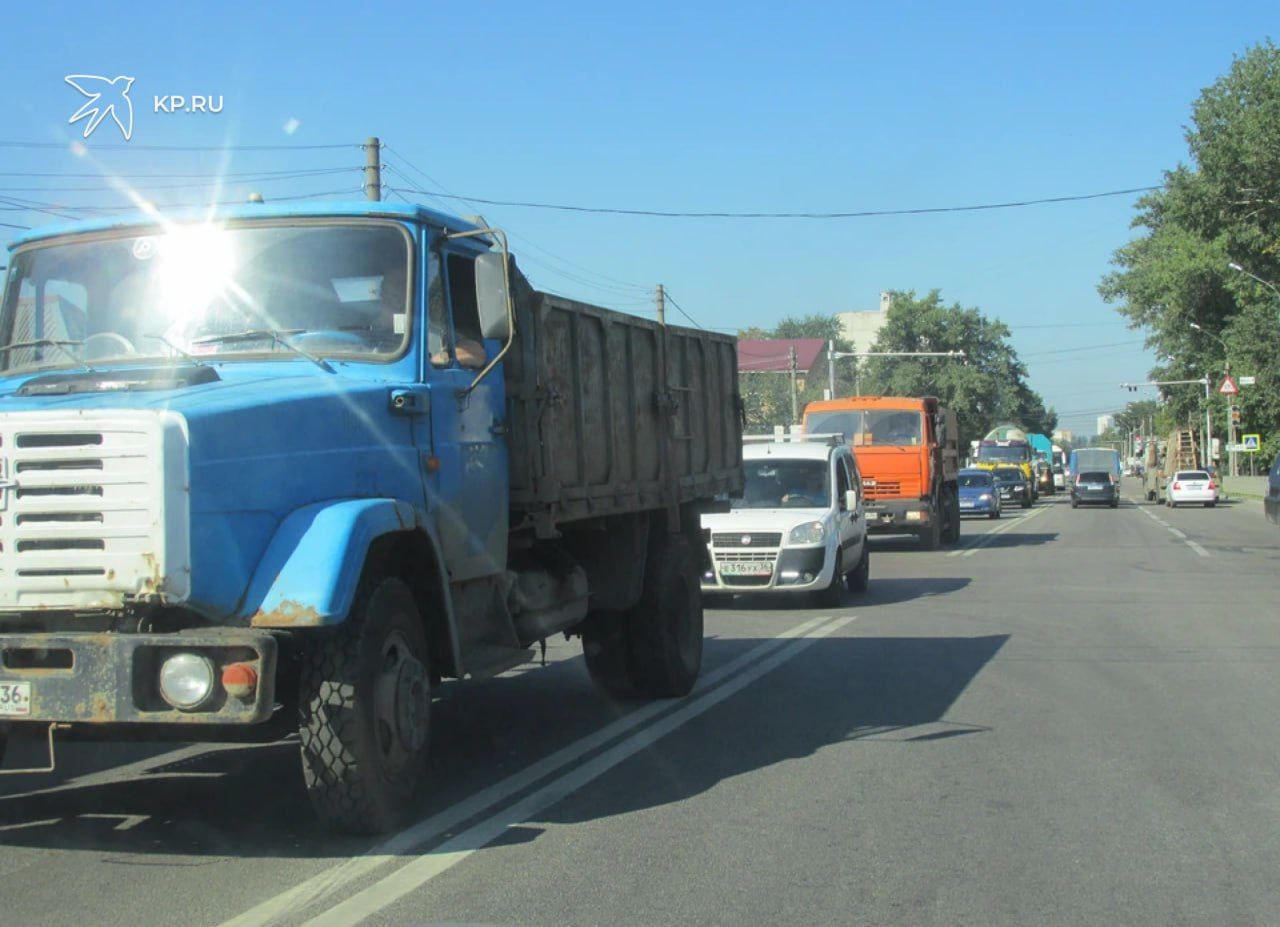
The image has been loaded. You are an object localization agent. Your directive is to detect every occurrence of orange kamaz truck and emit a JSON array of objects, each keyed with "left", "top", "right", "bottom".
[{"left": 803, "top": 396, "right": 960, "bottom": 549}]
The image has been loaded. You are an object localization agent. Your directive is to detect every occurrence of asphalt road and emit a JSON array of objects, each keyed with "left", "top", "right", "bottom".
[{"left": 2, "top": 481, "right": 1279, "bottom": 926}]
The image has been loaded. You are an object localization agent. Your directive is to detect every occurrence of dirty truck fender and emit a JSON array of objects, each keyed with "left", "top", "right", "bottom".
[{"left": 240, "top": 499, "right": 453, "bottom": 634}]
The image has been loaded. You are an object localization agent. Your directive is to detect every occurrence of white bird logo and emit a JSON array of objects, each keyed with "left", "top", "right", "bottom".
[{"left": 64, "top": 75, "right": 135, "bottom": 140}]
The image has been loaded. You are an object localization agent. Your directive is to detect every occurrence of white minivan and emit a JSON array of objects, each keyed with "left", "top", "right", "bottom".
[{"left": 701, "top": 435, "right": 869, "bottom": 605}]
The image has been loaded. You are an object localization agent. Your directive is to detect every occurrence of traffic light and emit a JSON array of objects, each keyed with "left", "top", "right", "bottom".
[{"left": 1231, "top": 407, "right": 1242, "bottom": 425}]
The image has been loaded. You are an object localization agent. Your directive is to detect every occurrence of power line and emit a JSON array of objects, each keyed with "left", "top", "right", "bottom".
[
  {"left": 0, "top": 140, "right": 355, "bottom": 151},
  {"left": 663, "top": 292, "right": 704, "bottom": 329},
  {"left": 384, "top": 184, "right": 1161, "bottom": 220},
  {"left": 382, "top": 149, "right": 649, "bottom": 293},
  {"left": 0, "top": 168, "right": 360, "bottom": 194},
  {"left": 1022, "top": 339, "right": 1144, "bottom": 358},
  {"left": 0, "top": 166, "right": 359, "bottom": 180},
  {"left": 0, "top": 220, "right": 30, "bottom": 230}
]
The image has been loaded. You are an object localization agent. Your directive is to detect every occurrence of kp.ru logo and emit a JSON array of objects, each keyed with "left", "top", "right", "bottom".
[{"left": 65, "top": 74, "right": 135, "bottom": 140}]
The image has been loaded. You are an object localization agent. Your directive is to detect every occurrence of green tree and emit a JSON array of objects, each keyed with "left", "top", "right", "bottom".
[
  {"left": 859, "top": 290, "right": 1056, "bottom": 448},
  {"left": 1100, "top": 41, "right": 1280, "bottom": 460}
]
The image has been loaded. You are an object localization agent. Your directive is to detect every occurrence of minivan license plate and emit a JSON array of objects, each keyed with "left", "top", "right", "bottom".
[{"left": 720, "top": 561, "right": 772, "bottom": 577}]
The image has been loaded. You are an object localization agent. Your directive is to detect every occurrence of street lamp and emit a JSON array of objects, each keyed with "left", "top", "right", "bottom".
[
  {"left": 1228, "top": 261, "right": 1280, "bottom": 301},
  {"left": 826, "top": 343, "right": 965, "bottom": 397}
]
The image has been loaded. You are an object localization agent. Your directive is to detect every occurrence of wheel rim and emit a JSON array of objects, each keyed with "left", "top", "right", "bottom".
[{"left": 373, "top": 629, "right": 429, "bottom": 781}]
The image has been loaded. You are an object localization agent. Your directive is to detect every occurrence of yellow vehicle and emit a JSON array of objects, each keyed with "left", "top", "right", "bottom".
[{"left": 970, "top": 425, "right": 1037, "bottom": 506}]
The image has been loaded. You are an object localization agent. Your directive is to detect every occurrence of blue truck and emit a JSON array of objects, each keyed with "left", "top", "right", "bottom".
[{"left": 0, "top": 201, "right": 742, "bottom": 831}]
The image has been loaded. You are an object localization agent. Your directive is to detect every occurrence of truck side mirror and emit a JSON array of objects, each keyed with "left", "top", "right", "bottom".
[
  {"left": 845, "top": 489, "right": 858, "bottom": 512},
  {"left": 474, "top": 252, "right": 512, "bottom": 341}
]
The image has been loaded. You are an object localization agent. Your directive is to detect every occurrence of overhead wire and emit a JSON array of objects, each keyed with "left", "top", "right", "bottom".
[{"left": 382, "top": 185, "right": 1162, "bottom": 220}]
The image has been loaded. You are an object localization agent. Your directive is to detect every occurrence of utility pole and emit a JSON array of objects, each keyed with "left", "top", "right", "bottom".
[
  {"left": 826, "top": 340, "right": 836, "bottom": 400},
  {"left": 1203, "top": 375, "right": 1212, "bottom": 470},
  {"left": 789, "top": 345, "right": 799, "bottom": 425},
  {"left": 363, "top": 136, "right": 382, "bottom": 201},
  {"left": 654, "top": 284, "right": 666, "bottom": 326}
]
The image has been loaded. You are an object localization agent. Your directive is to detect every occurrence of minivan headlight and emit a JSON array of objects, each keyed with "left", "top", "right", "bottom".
[{"left": 788, "top": 521, "right": 825, "bottom": 545}]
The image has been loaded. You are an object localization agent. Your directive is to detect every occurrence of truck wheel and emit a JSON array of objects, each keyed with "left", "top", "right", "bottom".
[
  {"left": 582, "top": 612, "right": 633, "bottom": 698},
  {"left": 1146, "top": 490, "right": 1156, "bottom": 502},
  {"left": 944, "top": 490, "right": 961, "bottom": 544},
  {"left": 624, "top": 535, "right": 703, "bottom": 697},
  {"left": 918, "top": 514, "right": 941, "bottom": 550},
  {"left": 846, "top": 546, "right": 870, "bottom": 594},
  {"left": 298, "top": 576, "right": 431, "bottom": 834},
  {"left": 814, "top": 548, "right": 845, "bottom": 608}
]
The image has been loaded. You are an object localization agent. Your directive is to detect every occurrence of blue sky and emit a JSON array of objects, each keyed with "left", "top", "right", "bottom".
[{"left": 2, "top": 1, "right": 1275, "bottom": 435}]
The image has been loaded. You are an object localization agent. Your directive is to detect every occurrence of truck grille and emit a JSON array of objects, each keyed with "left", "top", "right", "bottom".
[
  {"left": 0, "top": 412, "right": 189, "bottom": 610},
  {"left": 864, "top": 480, "right": 901, "bottom": 500},
  {"left": 711, "top": 532, "right": 781, "bottom": 548}
]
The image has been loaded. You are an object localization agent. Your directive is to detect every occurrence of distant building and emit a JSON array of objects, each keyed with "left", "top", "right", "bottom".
[
  {"left": 1052, "top": 429, "right": 1074, "bottom": 444},
  {"left": 1096, "top": 414, "right": 1115, "bottom": 435},
  {"left": 835, "top": 291, "right": 892, "bottom": 353}
]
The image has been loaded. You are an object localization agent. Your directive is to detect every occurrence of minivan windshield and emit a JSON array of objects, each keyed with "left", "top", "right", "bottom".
[
  {"left": 735, "top": 459, "right": 831, "bottom": 509},
  {"left": 0, "top": 221, "right": 412, "bottom": 374}
]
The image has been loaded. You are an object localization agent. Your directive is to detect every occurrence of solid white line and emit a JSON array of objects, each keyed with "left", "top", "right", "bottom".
[
  {"left": 217, "top": 613, "right": 838, "bottom": 927},
  {"left": 1169, "top": 527, "right": 1188, "bottom": 539},
  {"left": 303, "top": 615, "right": 857, "bottom": 927},
  {"left": 957, "top": 504, "right": 1050, "bottom": 558},
  {"left": 1186, "top": 540, "right": 1211, "bottom": 557}
]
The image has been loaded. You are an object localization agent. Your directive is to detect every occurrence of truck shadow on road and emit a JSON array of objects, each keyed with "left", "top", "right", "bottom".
[
  {"left": 963, "top": 531, "right": 1058, "bottom": 550},
  {"left": 0, "top": 633, "right": 1007, "bottom": 861}
]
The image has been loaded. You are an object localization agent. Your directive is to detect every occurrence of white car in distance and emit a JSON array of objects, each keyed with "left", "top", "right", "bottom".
[
  {"left": 1166, "top": 470, "right": 1219, "bottom": 508},
  {"left": 701, "top": 435, "right": 869, "bottom": 606}
]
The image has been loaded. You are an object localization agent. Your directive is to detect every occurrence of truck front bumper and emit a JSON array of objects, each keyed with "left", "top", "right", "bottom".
[
  {"left": 863, "top": 499, "right": 932, "bottom": 533},
  {"left": 0, "top": 629, "right": 277, "bottom": 725}
]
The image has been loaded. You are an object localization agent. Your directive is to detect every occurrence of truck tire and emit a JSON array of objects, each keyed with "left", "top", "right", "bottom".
[
  {"left": 298, "top": 576, "right": 431, "bottom": 834},
  {"left": 1146, "top": 490, "right": 1156, "bottom": 502},
  {"left": 814, "top": 548, "right": 845, "bottom": 608},
  {"left": 624, "top": 535, "right": 703, "bottom": 697},
  {"left": 846, "top": 546, "right": 870, "bottom": 594},
  {"left": 1021, "top": 490, "right": 1032, "bottom": 509},
  {"left": 944, "top": 489, "right": 961, "bottom": 544},
  {"left": 582, "top": 612, "right": 633, "bottom": 698},
  {"left": 918, "top": 512, "right": 942, "bottom": 550}
]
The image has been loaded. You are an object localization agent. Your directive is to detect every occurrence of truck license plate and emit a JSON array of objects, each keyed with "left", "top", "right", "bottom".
[
  {"left": 719, "top": 561, "right": 772, "bottom": 577},
  {"left": 0, "top": 682, "right": 31, "bottom": 716}
]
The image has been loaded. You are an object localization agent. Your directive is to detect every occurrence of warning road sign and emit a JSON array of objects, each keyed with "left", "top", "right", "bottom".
[
  {"left": 1219, "top": 375, "right": 1239, "bottom": 395},
  {"left": 1243, "top": 434, "right": 1261, "bottom": 452}
]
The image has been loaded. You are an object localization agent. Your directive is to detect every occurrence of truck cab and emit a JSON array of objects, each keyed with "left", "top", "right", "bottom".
[
  {"left": 0, "top": 202, "right": 742, "bottom": 831},
  {"left": 802, "top": 396, "right": 960, "bottom": 550}
]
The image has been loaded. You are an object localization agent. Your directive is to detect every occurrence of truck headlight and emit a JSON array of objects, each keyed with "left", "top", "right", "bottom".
[
  {"left": 787, "top": 521, "right": 825, "bottom": 545},
  {"left": 159, "top": 652, "right": 216, "bottom": 710}
]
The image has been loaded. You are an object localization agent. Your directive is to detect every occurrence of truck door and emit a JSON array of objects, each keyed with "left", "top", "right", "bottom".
[{"left": 423, "top": 245, "right": 508, "bottom": 581}]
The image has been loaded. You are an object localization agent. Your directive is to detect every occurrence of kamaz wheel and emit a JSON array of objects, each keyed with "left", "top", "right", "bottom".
[
  {"left": 299, "top": 576, "right": 431, "bottom": 834},
  {"left": 944, "top": 489, "right": 961, "bottom": 543},
  {"left": 919, "top": 512, "right": 942, "bottom": 550}
]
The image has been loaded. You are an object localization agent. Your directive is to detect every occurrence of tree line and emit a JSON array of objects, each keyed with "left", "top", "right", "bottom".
[{"left": 739, "top": 291, "right": 1057, "bottom": 450}]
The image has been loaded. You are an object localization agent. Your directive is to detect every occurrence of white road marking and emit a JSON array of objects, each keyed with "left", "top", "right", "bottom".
[
  {"left": 301, "top": 614, "right": 856, "bottom": 927},
  {"left": 218, "top": 613, "right": 839, "bottom": 927},
  {"left": 949, "top": 504, "right": 1050, "bottom": 558},
  {"left": 1137, "top": 503, "right": 1211, "bottom": 557}
]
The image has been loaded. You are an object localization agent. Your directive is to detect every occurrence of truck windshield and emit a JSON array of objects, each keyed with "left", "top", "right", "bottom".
[
  {"left": 805, "top": 409, "right": 922, "bottom": 446},
  {"left": 0, "top": 221, "right": 412, "bottom": 375},
  {"left": 735, "top": 459, "right": 831, "bottom": 509},
  {"left": 977, "top": 444, "right": 1029, "bottom": 463}
]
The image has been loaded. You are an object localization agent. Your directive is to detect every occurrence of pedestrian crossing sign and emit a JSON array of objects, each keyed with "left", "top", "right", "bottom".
[{"left": 1242, "top": 434, "right": 1260, "bottom": 452}]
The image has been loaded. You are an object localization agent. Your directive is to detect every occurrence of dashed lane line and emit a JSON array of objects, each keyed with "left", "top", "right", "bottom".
[{"left": 1137, "top": 504, "right": 1211, "bottom": 558}]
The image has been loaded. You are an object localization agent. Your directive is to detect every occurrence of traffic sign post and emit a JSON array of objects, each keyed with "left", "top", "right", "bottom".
[{"left": 1218, "top": 375, "right": 1238, "bottom": 395}]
